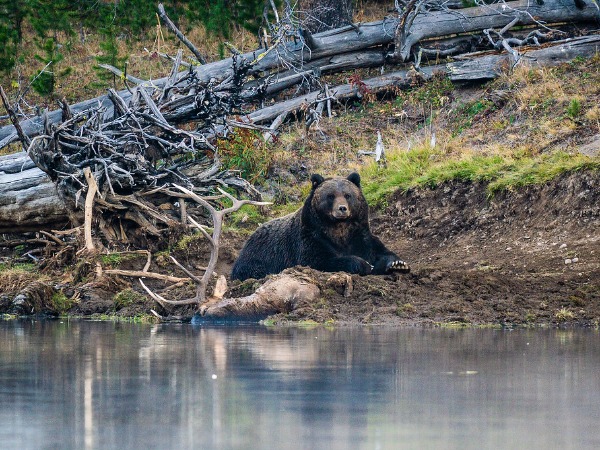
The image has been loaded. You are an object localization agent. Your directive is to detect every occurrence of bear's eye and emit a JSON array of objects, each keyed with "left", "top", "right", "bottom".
[
  {"left": 327, "top": 194, "right": 335, "bottom": 201},
  {"left": 344, "top": 193, "right": 351, "bottom": 200}
]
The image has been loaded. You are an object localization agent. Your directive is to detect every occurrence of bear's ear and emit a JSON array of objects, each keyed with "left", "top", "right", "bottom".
[
  {"left": 311, "top": 174, "right": 325, "bottom": 189},
  {"left": 347, "top": 172, "right": 361, "bottom": 187}
]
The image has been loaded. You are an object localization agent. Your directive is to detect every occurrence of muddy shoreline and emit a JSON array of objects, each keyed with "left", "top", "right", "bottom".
[
  {"left": 2, "top": 170, "right": 598, "bottom": 327},
  {"left": 262, "top": 170, "right": 600, "bottom": 327}
]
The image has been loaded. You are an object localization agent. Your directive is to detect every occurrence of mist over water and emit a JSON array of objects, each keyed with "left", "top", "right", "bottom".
[{"left": 1, "top": 321, "right": 599, "bottom": 449}]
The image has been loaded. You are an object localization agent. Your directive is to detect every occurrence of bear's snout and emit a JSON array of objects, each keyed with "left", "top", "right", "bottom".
[{"left": 332, "top": 201, "right": 350, "bottom": 219}]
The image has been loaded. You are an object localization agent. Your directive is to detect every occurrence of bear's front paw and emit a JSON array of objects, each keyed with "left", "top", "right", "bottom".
[{"left": 386, "top": 260, "right": 410, "bottom": 273}]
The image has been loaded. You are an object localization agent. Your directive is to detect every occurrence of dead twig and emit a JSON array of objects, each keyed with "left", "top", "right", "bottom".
[{"left": 158, "top": 3, "right": 207, "bottom": 65}]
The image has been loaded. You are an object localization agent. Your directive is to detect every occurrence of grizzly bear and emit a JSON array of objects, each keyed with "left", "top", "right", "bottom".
[{"left": 231, "top": 172, "right": 409, "bottom": 281}]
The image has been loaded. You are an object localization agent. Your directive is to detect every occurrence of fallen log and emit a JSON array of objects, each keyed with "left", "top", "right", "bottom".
[
  {"left": 388, "top": 0, "right": 600, "bottom": 61},
  {"left": 0, "top": 152, "right": 69, "bottom": 233},
  {"left": 1, "top": 34, "right": 599, "bottom": 233},
  {"left": 0, "top": 0, "right": 596, "bottom": 146},
  {"left": 248, "top": 35, "right": 600, "bottom": 123}
]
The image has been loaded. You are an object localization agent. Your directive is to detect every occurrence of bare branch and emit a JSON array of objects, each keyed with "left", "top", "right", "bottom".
[
  {"left": 82, "top": 167, "right": 99, "bottom": 253},
  {"left": 157, "top": 3, "right": 207, "bottom": 65}
]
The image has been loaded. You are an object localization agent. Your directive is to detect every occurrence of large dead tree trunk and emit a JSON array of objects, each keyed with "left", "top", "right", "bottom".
[
  {"left": 0, "top": 0, "right": 596, "bottom": 147},
  {"left": 0, "top": 152, "right": 69, "bottom": 233}
]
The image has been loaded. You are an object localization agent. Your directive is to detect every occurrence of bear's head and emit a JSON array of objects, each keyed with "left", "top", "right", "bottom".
[{"left": 308, "top": 172, "right": 367, "bottom": 224}]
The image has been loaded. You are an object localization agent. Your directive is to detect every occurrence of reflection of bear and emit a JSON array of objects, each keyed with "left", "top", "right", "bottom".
[{"left": 231, "top": 172, "right": 409, "bottom": 281}]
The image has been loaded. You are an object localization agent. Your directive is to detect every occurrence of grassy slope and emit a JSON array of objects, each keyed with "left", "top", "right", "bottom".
[{"left": 277, "top": 57, "right": 599, "bottom": 207}]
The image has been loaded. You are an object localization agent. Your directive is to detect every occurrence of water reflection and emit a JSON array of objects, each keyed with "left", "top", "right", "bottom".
[{"left": 0, "top": 321, "right": 599, "bottom": 449}]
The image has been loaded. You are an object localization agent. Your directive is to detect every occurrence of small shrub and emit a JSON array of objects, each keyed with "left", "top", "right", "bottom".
[
  {"left": 565, "top": 98, "right": 581, "bottom": 120},
  {"left": 31, "top": 38, "right": 72, "bottom": 97},
  {"left": 219, "top": 129, "right": 272, "bottom": 182},
  {"left": 555, "top": 307, "right": 575, "bottom": 322}
]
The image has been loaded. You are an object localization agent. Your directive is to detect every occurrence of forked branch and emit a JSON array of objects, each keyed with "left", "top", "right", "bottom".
[{"left": 140, "top": 186, "right": 270, "bottom": 308}]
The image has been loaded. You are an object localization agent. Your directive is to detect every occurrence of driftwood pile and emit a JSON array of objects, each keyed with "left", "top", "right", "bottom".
[{"left": 0, "top": 0, "right": 598, "bottom": 316}]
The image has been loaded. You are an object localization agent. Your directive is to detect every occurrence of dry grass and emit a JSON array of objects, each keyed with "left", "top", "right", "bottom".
[
  {"left": 1, "top": 20, "right": 258, "bottom": 112},
  {"left": 1, "top": 8, "right": 598, "bottom": 203},
  {"left": 0, "top": 265, "right": 49, "bottom": 294}
]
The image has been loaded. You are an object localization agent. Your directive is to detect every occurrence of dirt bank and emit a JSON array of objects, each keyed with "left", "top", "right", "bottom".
[
  {"left": 1, "top": 170, "right": 598, "bottom": 327},
  {"left": 262, "top": 170, "right": 600, "bottom": 326}
]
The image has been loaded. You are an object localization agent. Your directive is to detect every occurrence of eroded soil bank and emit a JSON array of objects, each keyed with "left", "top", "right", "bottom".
[
  {"left": 1, "top": 170, "right": 599, "bottom": 327},
  {"left": 259, "top": 170, "right": 600, "bottom": 326}
]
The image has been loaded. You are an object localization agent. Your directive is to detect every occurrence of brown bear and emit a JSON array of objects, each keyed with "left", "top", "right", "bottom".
[{"left": 231, "top": 172, "right": 409, "bottom": 281}]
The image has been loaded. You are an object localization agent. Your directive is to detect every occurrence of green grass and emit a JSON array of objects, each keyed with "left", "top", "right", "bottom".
[
  {"left": 99, "top": 253, "right": 124, "bottom": 267},
  {"left": 0, "top": 262, "right": 38, "bottom": 273},
  {"left": 51, "top": 292, "right": 78, "bottom": 315},
  {"left": 85, "top": 313, "right": 159, "bottom": 323},
  {"left": 361, "top": 146, "right": 600, "bottom": 208},
  {"left": 113, "top": 288, "right": 146, "bottom": 310},
  {"left": 228, "top": 204, "right": 268, "bottom": 229},
  {"left": 486, "top": 152, "right": 599, "bottom": 194}
]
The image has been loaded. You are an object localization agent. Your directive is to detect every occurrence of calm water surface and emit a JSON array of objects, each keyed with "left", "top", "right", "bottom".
[{"left": 0, "top": 320, "right": 599, "bottom": 449}]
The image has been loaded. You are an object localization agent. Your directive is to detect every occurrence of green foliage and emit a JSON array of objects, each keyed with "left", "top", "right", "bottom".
[
  {"left": 94, "top": 23, "right": 128, "bottom": 88},
  {"left": 452, "top": 99, "right": 495, "bottom": 136},
  {"left": 0, "top": 1, "right": 22, "bottom": 72},
  {"left": 99, "top": 253, "right": 124, "bottom": 267},
  {"left": 486, "top": 152, "right": 599, "bottom": 194},
  {"left": 361, "top": 145, "right": 600, "bottom": 208},
  {"left": 185, "top": 0, "right": 276, "bottom": 40},
  {"left": 0, "top": 262, "right": 37, "bottom": 272},
  {"left": 31, "top": 38, "right": 72, "bottom": 97},
  {"left": 228, "top": 204, "right": 268, "bottom": 230},
  {"left": 28, "top": 0, "right": 74, "bottom": 38},
  {"left": 0, "top": 0, "right": 271, "bottom": 72},
  {"left": 174, "top": 232, "right": 206, "bottom": 251},
  {"left": 51, "top": 291, "right": 77, "bottom": 314},
  {"left": 565, "top": 98, "right": 581, "bottom": 120},
  {"left": 219, "top": 129, "right": 272, "bottom": 182},
  {"left": 396, "top": 74, "right": 454, "bottom": 110},
  {"left": 88, "top": 313, "right": 159, "bottom": 323},
  {"left": 113, "top": 289, "right": 146, "bottom": 310}
]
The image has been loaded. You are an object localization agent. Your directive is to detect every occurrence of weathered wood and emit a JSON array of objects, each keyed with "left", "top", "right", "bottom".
[
  {"left": 157, "top": 3, "right": 207, "bottom": 65},
  {"left": 0, "top": 152, "right": 69, "bottom": 233},
  {"left": 1, "top": 0, "right": 595, "bottom": 146},
  {"left": 248, "top": 35, "right": 600, "bottom": 123},
  {"left": 448, "top": 34, "right": 600, "bottom": 80},
  {"left": 0, "top": 86, "right": 30, "bottom": 150}
]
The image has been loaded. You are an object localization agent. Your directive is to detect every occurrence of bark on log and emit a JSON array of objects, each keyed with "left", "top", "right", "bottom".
[
  {"left": 0, "top": 152, "right": 68, "bottom": 233},
  {"left": 389, "top": 0, "right": 600, "bottom": 61},
  {"left": 0, "top": 0, "right": 595, "bottom": 146},
  {"left": 248, "top": 35, "right": 600, "bottom": 123}
]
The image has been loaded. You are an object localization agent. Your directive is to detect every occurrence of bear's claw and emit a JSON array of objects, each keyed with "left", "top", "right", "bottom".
[{"left": 387, "top": 260, "right": 410, "bottom": 273}]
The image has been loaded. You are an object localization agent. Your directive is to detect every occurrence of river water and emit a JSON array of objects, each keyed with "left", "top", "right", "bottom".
[{"left": 0, "top": 320, "right": 599, "bottom": 449}]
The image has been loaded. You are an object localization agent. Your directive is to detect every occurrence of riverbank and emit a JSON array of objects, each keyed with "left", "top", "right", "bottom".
[
  {"left": 1, "top": 169, "right": 598, "bottom": 327},
  {"left": 1, "top": 54, "right": 599, "bottom": 326}
]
